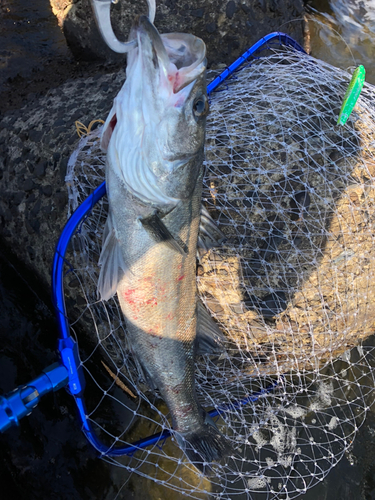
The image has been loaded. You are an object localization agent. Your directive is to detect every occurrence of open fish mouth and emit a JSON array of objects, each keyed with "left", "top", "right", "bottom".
[
  {"left": 95, "top": 4, "right": 234, "bottom": 473},
  {"left": 132, "top": 15, "right": 207, "bottom": 93},
  {"left": 99, "top": 15, "right": 208, "bottom": 207}
]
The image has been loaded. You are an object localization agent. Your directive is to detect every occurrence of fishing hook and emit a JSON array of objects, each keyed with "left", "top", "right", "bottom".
[{"left": 90, "top": 0, "right": 156, "bottom": 53}]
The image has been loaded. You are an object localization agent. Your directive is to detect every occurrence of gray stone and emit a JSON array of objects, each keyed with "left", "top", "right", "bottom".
[
  {"left": 0, "top": 2, "right": 306, "bottom": 292},
  {"left": 22, "top": 179, "right": 35, "bottom": 192},
  {"left": 26, "top": 245, "right": 36, "bottom": 260},
  {"left": 0, "top": 69, "right": 125, "bottom": 287},
  {"left": 191, "top": 8, "right": 205, "bottom": 18},
  {"left": 55, "top": 190, "right": 68, "bottom": 211},
  {"left": 59, "top": 157, "right": 69, "bottom": 183},
  {"left": 35, "top": 161, "right": 47, "bottom": 178},
  {"left": 11, "top": 192, "right": 25, "bottom": 206},
  {"left": 42, "top": 185, "right": 53, "bottom": 197},
  {"left": 226, "top": 1, "right": 237, "bottom": 19},
  {"left": 50, "top": 0, "right": 305, "bottom": 67},
  {"left": 28, "top": 129, "right": 43, "bottom": 143},
  {"left": 30, "top": 199, "right": 42, "bottom": 218},
  {"left": 53, "top": 119, "right": 66, "bottom": 127},
  {"left": 206, "top": 22, "right": 217, "bottom": 34}
]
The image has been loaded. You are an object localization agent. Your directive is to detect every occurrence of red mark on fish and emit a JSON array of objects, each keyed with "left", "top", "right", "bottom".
[
  {"left": 173, "top": 72, "right": 181, "bottom": 93},
  {"left": 145, "top": 297, "right": 157, "bottom": 307},
  {"left": 123, "top": 289, "right": 137, "bottom": 304}
]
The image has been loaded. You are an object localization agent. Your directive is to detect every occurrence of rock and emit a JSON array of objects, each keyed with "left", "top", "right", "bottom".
[
  {"left": 226, "top": 1, "right": 237, "bottom": 19},
  {"left": 0, "top": 70, "right": 126, "bottom": 288},
  {"left": 50, "top": 0, "right": 305, "bottom": 67},
  {"left": 0, "top": 1, "right": 306, "bottom": 293}
]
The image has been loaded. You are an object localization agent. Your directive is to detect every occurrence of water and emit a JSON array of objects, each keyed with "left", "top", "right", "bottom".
[
  {"left": 307, "top": 0, "right": 375, "bottom": 84},
  {"left": 1, "top": 0, "right": 375, "bottom": 499}
]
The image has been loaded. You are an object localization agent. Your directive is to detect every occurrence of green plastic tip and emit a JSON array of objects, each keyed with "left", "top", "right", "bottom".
[{"left": 337, "top": 65, "right": 366, "bottom": 126}]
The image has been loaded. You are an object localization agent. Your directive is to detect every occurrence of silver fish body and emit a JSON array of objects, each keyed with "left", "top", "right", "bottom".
[
  {"left": 110, "top": 163, "right": 203, "bottom": 429},
  {"left": 98, "top": 15, "right": 232, "bottom": 470}
]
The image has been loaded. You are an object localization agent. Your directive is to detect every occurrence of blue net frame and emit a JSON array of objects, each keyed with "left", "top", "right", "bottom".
[{"left": 51, "top": 32, "right": 305, "bottom": 457}]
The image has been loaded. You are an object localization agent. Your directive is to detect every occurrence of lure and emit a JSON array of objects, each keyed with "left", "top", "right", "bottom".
[{"left": 337, "top": 65, "right": 366, "bottom": 126}]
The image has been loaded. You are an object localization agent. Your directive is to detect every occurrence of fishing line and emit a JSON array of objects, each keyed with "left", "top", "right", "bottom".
[
  {"left": 62, "top": 32, "right": 375, "bottom": 499},
  {"left": 277, "top": 13, "right": 358, "bottom": 68},
  {"left": 3, "top": 30, "right": 375, "bottom": 500},
  {"left": 305, "top": 8, "right": 358, "bottom": 67},
  {"left": 56, "top": 33, "right": 303, "bottom": 461}
]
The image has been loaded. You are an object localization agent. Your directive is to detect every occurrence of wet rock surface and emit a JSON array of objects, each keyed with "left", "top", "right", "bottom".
[
  {"left": 52, "top": 0, "right": 306, "bottom": 65},
  {"left": 0, "top": 70, "right": 125, "bottom": 289},
  {"left": 1, "top": 244, "right": 375, "bottom": 500},
  {"left": 2, "top": 1, "right": 375, "bottom": 499},
  {"left": 0, "top": 0, "right": 306, "bottom": 293}
]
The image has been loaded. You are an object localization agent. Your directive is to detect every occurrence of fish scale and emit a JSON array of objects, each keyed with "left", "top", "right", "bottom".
[
  {"left": 97, "top": 15, "right": 233, "bottom": 471},
  {"left": 113, "top": 170, "right": 203, "bottom": 432}
]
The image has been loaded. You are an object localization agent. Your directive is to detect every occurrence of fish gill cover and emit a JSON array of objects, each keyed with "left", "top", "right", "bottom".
[{"left": 64, "top": 46, "right": 375, "bottom": 498}]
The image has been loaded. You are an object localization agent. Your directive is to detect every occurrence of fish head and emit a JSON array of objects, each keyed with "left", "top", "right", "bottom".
[{"left": 101, "top": 15, "right": 208, "bottom": 206}]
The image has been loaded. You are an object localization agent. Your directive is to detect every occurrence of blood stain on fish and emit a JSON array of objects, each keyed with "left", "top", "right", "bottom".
[{"left": 123, "top": 289, "right": 137, "bottom": 305}]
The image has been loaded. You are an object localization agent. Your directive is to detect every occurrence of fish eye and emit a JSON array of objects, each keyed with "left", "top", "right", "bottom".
[{"left": 193, "top": 94, "right": 209, "bottom": 118}]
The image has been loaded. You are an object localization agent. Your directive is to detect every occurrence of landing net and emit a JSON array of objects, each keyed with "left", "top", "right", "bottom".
[{"left": 64, "top": 45, "right": 375, "bottom": 499}]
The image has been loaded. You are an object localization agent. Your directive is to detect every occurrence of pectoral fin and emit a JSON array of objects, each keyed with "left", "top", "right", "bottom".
[
  {"left": 133, "top": 355, "right": 157, "bottom": 392},
  {"left": 198, "top": 205, "right": 226, "bottom": 253},
  {"left": 195, "top": 299, "right": 226, "bottom": 354},
  {"left": 97, "top": 214, "right": 128, "bottom": 301},
  {"left": 140, "top": 212, "right": 187, "bottom": 255}
]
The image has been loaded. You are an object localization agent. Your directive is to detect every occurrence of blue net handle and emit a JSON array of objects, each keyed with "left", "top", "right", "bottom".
[{"left": 51, "top": 32, "right": 305, "bottom": 457}]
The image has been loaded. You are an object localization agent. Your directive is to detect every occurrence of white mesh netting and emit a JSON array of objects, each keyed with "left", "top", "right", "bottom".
[{"left": 64, "top": 46, "right": 375, "bottom": 499}]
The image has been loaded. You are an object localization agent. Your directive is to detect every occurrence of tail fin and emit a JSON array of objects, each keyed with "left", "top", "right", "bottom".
[{"left": 175, "top": 415, "right": 234, "bottom": 474}]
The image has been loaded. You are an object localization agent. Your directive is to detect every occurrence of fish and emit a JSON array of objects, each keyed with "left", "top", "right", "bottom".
[{"left": 97, "top": 15, "right": 232, "bottom": 472}]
